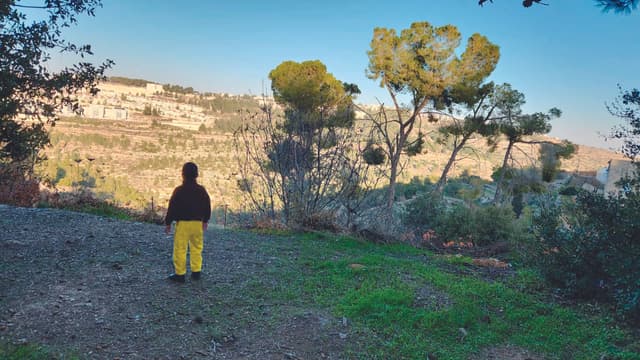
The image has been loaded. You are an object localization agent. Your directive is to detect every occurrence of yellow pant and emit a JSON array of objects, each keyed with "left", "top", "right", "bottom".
[{"left": 173, "top": 221, "right": 204, "bottom": 275}]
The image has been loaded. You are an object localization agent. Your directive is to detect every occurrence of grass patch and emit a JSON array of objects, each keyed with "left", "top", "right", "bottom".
[
  {"left": 0, "top": 343, "right": 78, "bottom": 360},
  {"left": 73, "top": 203, "right": 132, "bottom": 220},
  {"left": 439, "top": 254, "right": 474, "bottom": 266},
  {"left": 247, "top": 232, "right": 639, "bottom": 359},
  {"left": 38, "top": 199, "right": 132, "bottom": 220}
]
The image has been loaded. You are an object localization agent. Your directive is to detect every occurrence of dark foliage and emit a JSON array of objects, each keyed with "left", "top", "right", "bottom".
[
  {"left": 479, "top": 0, "right": 638, "bottom": 13},
  {"left": 596, "top": 0, "right": 639, "bottom": 13},
  {"left": 437, "top": 205, "right": 517, "bottom": 246},
  {"left": 163, "top": 83, "right": 195, "bottom": 95},
  {"left": 539, "top": 141, "right": 577, "bottom": 182},
  {"left": 404, "top": 132, "right": 425, "bottom": 156},
  {"left": 558, "top": 185, "right": 579, "bottom": 196},
  {"left": 607, "top": 86, "right": 640, "bottom": 161},
  {"left": 531, "top": 182, "right": 640, "bottom": 321},
  {"left": 478, "top": 0, "right": 548, "bottom": 8},
  {"left": 404, "top": 194, "right": 517, "bottom": 246},
  {"left": 0, "top": 165, "right": 39, "bottom": 206},
  {"left": 403, "top": 192, "right": 445, "bottom": 230},
  {"left": 1, "top": 0, "right": 112, "bottom": 178},
  {"left": 362, "top": 143, "right": 386, "bottom": 165},
  {"left": 108, "top": 76, "right": 150, "bottom": 87},
  {"left": 267, "top": 137, "right": 313, "bottom": 175}
]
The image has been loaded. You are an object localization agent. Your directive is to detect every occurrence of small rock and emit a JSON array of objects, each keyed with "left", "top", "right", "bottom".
[{"left": 339, "top": 332, "right": 347, "bottom": 339}]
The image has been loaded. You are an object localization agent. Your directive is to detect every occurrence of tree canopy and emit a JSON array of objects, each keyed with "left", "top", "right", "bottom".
[
  {"left": 478, "top": 0, "right": 639, "bottom": 13},
  {"left": 269, "top": 60, "right": 357, "bottom": 133},
  {"left": 607, "top": 86, "right": 640, "bottom": 161},
  {"left": 489, "top": 84, "right": 565, "bottom": 202},
  {"left": 435, "top": 82, "right": 499, "bottom": 190},
  {"left": 234, "top": 60, "right": 365, "bottom": 226},
  {"left": 366, "top": 21, "right": 499, "bottom": 208},
  {"left": 0, "top": 0, "right": 112, "bottom": 175}
]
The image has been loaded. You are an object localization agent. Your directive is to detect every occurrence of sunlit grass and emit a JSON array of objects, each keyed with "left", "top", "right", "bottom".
[{"left": 250, "top": 232, "right": 639, "bottom": 359}]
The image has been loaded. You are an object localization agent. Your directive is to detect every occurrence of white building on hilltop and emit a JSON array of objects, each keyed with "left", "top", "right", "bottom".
[
  {"left": 599, "top": 159, "right": 637, "bottom": 197},
  {"left": 146, "top": 83, "right": 164, "bottom": 96},
  {"left": 83, "top": 104, "right": 128, "bottom": 120}
]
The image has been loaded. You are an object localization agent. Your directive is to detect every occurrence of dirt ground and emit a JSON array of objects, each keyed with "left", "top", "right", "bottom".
[
  {"left": 0, "top": 205, "right": 544, "bottom": 359},
  {"left": 0, "top": 205, "right": 349, "bottom": 359}
]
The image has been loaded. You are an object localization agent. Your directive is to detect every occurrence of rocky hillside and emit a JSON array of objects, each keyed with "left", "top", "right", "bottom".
[{"left": 40, "top": 113, "right": 625, "bottom": 214}]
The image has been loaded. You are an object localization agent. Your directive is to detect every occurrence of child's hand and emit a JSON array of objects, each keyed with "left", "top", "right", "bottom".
[
  {"left": 202, "top": 222, "right": 208, "bottom": 232},
  {"left": 164, "top": 224, "right": 171, "bottom": 235}
]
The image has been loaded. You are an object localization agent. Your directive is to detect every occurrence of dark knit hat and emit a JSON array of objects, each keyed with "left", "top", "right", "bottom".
[{"left": 182, "top": 162, "right": 198, "bottom": 180}]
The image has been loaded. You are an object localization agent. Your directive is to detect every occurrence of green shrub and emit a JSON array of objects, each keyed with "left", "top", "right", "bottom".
[
  {"left": 362, "top": 144, "right": 385, "bottom": 165},
  {"left": 443, "top": 180, "right": 464, "bottom": 197},
  {"left": 471, "top": 205, "right": 517, "bottom": 246},
  {"left": 530, "top": 182, "right": 640, "bottom": 321},
  {"left": 404, "top": 193, "right": 517, "bottom": 246},
  {"left": 435, "top": 204, "right": 516, "bottom": 246},
  {"left": 559, "top": 186, "right": 579, "bottom": 196},
  {"left": 398, "top": 176, "right": 431, "bottom": 199},
  {"left": 403, "top": 192, "right": 444, "bottom": 229},
  {"left": 434, "top": 205, "right": 475, "bottom": 242}
]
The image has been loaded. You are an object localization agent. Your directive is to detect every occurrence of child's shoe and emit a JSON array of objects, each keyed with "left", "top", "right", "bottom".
[
  {"left": 191, "top": 272, "right": 201, "bottom": 281},
  {"left": 167, "top": 274, "right": 185, "bottom": 283}
]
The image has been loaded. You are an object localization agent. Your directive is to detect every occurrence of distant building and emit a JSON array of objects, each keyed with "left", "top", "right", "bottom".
[
  {"left": 596, "top": 166, "right": 608, "bottom": 184},
  {"left": 603, "top": 159, "right": 637, "bottom": 196},
  {"left": 82, "top": 104, "right": 128, "bottom": 120},
  {"left": 85, "top": 104, "right": 105, "bottom": 118},
  {"left": 146, "top": 83, "right": 164, "bottom": 96},
  {"left": 104, "top": 107, "right": 128, "bottom": 120}
]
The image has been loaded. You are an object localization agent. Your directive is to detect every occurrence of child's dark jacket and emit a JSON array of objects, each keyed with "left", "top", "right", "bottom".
[{"left": 165, "top": 181, "right": 211, "bottom": 225}]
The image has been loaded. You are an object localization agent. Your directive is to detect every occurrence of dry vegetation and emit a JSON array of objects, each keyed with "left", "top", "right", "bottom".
[{"left": 38, "top": 83, "right": 625, "bottom": 216}]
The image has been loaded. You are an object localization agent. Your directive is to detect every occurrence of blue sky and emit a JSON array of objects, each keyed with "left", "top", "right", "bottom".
[{"left": 46, "top": 0, "right": 639, "bottom": 149}]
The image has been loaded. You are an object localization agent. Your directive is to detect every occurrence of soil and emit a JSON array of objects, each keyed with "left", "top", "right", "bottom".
[
  {"left": 0, "top": 205, "right": 347, "bottom": 359},
  {"left": 0, "top": 205, "right": 542, "bottom": 359}
]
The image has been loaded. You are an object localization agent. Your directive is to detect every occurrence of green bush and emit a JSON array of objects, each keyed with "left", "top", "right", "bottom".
[
  {"left": 362, "top": 145, "right": 385, "bottom": 165},
  {"left": 558, "top": 186, "right": 579, "bottom": 196},
  {"left": 530, "top": 181, "right": 640, "bottom": 321},
  {"left": 404, "top": 194, "right": 517, "bottom": 246},
  {"left": 435, "top": 204, "right": 516, "bottom": 246},
  {"left": 403, "top": 192, "right": 444, "bottom": 229},
  {"left": 398, "top": 176, "right": 431, "bottom": 199},
  {"left": 443, "top": 180, "right": 464, "bottom": 197}
]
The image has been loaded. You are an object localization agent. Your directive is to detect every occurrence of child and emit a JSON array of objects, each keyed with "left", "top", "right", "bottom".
[{"left": 164, "top": 162, "right": 211, "bottom": 283}]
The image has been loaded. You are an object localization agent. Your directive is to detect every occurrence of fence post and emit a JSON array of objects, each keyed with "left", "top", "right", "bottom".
[{"left": 223, "top": 204, "right": 228, "bottom": 229}]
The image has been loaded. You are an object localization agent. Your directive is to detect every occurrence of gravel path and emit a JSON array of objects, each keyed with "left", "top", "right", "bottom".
[{"left": 0, "top": 205, "right": 346, "bottom": 359}]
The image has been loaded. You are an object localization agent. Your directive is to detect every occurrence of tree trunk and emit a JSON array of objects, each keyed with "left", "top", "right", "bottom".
[
  {"left": 387, "top": 155, "right": 399, "bottom": 210},
  {"left": 493, "top": 140, "right": 514, "bottom": 204},
  {"left": 435, "top": 137, "right": 468, "bottom": 192}
]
